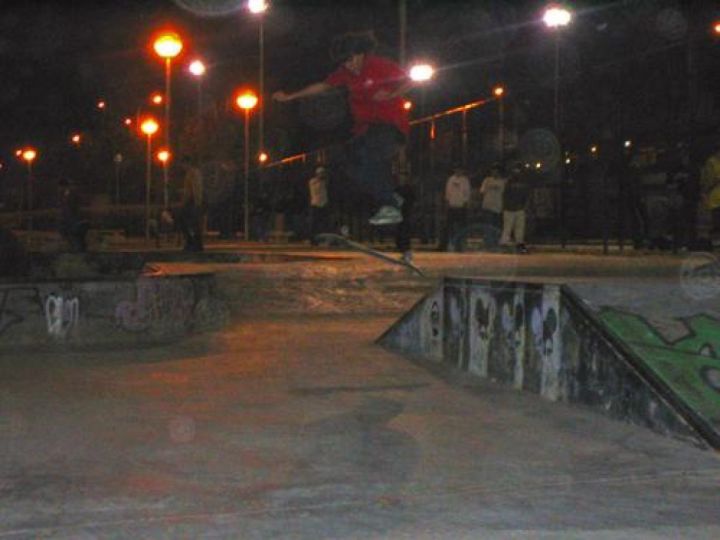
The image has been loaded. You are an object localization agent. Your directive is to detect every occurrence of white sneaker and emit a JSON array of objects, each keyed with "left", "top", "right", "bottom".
[{"left": 369, "top": 206, "right": 403, "bottom": 225}]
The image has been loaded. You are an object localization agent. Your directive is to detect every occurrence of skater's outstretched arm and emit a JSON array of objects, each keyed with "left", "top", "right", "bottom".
[{"left": 272, "top": 82, "right": 332, "bottom": 102}]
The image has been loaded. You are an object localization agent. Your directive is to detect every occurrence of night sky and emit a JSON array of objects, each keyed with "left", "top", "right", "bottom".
[{"left": 1, "top": 1, "right": 720, "bottom": 174}]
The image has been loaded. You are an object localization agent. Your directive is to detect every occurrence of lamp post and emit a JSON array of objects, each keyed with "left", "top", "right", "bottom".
[
  {"left": 188, "top": 59, "right": 206, "bottom": 119},
  {"left": 156, "top": 148, "right": 172, "bottom": 209},
  {"left": 152, "top": 32, "right": 183, "bottom": 150},
  {"left": 21, "top": 148, "right": 37, "bottom": 232},
  {"left": 248, "top": 0, "right": 268, "bottom": 156},
  {"left": 493, "top": 85, "right": 506, "bottom": 160},
  {"left": 408, "top": 62, "right": 436, "bottom": 242},
  {"left": 543, "top": 5, "right": 572, "bottom": 248},
  {"left": 543, "top": 5, "right": 572, "bottom": 133},
  {"left": 114, "top": 153, "right": 123, "bottom": 204},
  {"left": 140, "top": 117, "right": 159, "bottom": 242},
  {"left": 234, "top": 90, "right": 259, "bottom": 240}
]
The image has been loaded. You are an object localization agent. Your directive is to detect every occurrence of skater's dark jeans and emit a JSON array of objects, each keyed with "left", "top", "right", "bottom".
[
  {"left": 443, "top": 207, "right": 468, "bottom": 251},
  {"left": 348, "top": 124, "right": 404, "bottom": 210},
  {"left": 178, "top": 204, "right": 204, "bottom": 251},
  {"left": 481, "top": 209, "right": 502, "bottom": 248}
]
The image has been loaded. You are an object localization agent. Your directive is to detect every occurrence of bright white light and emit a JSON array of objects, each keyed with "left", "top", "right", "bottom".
[
  {"left": 189, "top": 60, "right": 206, "bottom": 77},
  {"left": 409, "top": 63, "right": 434, "bottom": 82},
  {"left": 624, "top": 140, "right": 632, "bottom": 148},
  {"left": 543, "top": 6, "right": 572, "bottom": 28},
  {"left": 248, "top": 0, "right": 268, "bottom": 14}
]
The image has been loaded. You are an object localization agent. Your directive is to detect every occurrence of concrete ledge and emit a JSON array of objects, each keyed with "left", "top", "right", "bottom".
[{"left": 0, "top": 271, "right": 228, "bottom": 351}]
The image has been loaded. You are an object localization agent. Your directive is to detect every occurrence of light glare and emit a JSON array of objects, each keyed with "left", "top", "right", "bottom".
[
  {"left": 153, "top": 33, "right": 183, "bottom": 59},
  {"left": 409, "top": 63, "right": 434, "bottom": 82},
  {"left": 248, "top": 0, "right": 268, "bottom": 14},
  {"left": 543, "top": 6, "right": 572, "bottom": 28},
  {"left": 189, "top": 60, "right": 206, "bottom": 77}
]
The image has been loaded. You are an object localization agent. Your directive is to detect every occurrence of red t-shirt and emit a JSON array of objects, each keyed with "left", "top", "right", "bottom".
[{"left": 325, "top": 54, "right": 409, "bottom": 136}]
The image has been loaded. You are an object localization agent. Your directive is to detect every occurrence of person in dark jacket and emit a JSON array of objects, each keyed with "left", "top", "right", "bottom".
[{"left": 499, "top": 164, "right": 530, "bottom": 253}]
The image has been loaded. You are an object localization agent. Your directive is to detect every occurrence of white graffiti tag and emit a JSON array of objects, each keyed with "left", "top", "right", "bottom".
[{"left": 45, "top": 294, "right": 80, "bottom": 339}]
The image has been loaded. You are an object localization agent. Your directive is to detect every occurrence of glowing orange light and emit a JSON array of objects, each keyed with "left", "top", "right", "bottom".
[
  {"left": 15, "top": 149, "right": 22, "bottom": 157},
  {"left": 151, "top": 93, "right": 164, "bottom": 105},
  {"left": 403, "top": 100, "right": 413, "bottom": 111},
  {"left": 235, "top": 90, "right": 259, "bottom": 110},
  {"left": 140, "top": 117, "right": 159, "bottom": 136},
  {"left": 714, "top": 21, "right": 720, "bottom": 34},
  {"left": 22, "top": 148, "right": 37, "bottom": 163},
  {"left": 97, "top": 100, "right": 106, "bottom": 109},
  {"left": 71, "top": 134, "right": 81, "bottom": 144},
  {"left": 156, "top": 149, "right": 171, "bottom": 163},
  {"left": 153, "top": 32, "right": 183, "bottom": 59},
  {"left": 258, "top": 151, "right": 269, "bottom": 163},
  {"left": 493, "top": 85, "right": 505, "bottom": 97},
  {"left": 124, "top": 117, "right": 133, "bottom": 126}
]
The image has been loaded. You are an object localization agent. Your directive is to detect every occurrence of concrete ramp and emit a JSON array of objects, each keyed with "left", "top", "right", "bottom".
[{"left": 379, "top": 277, "right": 720, "bottom": 450}]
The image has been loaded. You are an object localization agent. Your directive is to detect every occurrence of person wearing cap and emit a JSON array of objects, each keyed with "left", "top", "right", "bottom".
[
  {"left": 308, "top": 165, "right": 330, "bottom": 243},
  {"left": 273, "top": 31, "right": 413, "bottom": 227}
]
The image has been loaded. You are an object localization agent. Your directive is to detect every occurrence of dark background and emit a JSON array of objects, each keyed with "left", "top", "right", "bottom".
[{"left": 1, "top": 0, "right": 720, "bottom": 207}]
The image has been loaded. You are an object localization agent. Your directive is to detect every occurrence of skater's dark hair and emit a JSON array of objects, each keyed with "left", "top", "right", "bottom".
[{"left": 330, "top": 31, "right": 377, "bottom": 63}]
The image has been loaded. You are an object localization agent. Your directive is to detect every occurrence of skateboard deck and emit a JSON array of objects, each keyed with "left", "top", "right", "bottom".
[{"left": 315, "top": 233, "right": 425, "bottom": 277}]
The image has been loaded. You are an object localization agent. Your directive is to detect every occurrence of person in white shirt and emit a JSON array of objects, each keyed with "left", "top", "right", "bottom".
[
  {"left": 442, "top": 166, "right": 471, "bottom": 251},
  {"left": 479, "top": 163, "right": 507, "bottom": 249},
  {"left": 309, "top": 166, "right": 330, "bottom": 243}
]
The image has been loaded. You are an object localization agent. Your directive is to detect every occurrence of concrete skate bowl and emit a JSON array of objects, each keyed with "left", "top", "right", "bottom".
[
  {"left": 0, "top": 253, "right": 228, "bottom": 351},
  {"left": 379, "top": 277, "right": 720, "bottom": 451}
]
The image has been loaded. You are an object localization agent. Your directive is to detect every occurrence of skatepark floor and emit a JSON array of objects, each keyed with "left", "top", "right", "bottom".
[{"left": 2, "top": 245, "right": 719, "bottom": 538}]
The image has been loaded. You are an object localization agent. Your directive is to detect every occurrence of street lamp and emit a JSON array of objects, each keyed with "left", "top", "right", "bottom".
[
  {"left": 150, "top": 92, "right": 164, "bottom": 106},
  {"left": 152, "top": 32, "right": 183, "bottom": 149},
  {"left": 543, "top": 4, "right": 572, "bottom": 133},
  {"left": 493, "top": 85, "right": 506, "bottom": 159},
  {"left": 234, "top": 89, "right": 258, "bottom": 240},
  {"left": 21, "top": 148, "right": 37, "bottom": 232},
  {"left": 188, "top": 59, "right": 206, "bottom": 119},
  {"left": 156, "top": 148, "right": 172, "bottom": 209},
  {"left": 409, "top": 62, "right": 435, "bottom": 82},
  {"left": 248, "top": 0, "right": 268, "bottom": 156},
  {"left": 71, "top": 133, "right": 82, "bottom": 145},
  {"left": 140, "top": 117, "right": 160, "bottom": 241}
]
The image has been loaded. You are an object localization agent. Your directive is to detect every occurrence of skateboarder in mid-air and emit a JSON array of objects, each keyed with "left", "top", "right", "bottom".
[{"left": 272, "top": 31, "right": 413, "bottom": 226}]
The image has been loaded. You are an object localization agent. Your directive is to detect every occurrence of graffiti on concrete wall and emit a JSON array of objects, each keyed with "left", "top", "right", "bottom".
[
  {"left": 469, "top": 288, "right": 496, "bottom": 378},
  {"left": 532, "top": 288, "right": 562, "bottom": 401},
  {"left": 115, "top": 277, "right": 195, "bottom": 333},
  {"left": 500, "top": 287, "right": 526, "bottom": 389},
  {"left": 420, "top": 289, "right": 443, "bottom": 362},
  {"left": 45, "top": 294, "right": 79, "bottom": 339},
  {"left": 598, "top": 309, "right": 720, "bottom": 426}
]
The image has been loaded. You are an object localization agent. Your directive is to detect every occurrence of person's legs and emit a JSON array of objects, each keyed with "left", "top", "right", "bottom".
[
  {"left": 500, "top": 211, "right": 514, "bottom": 245},
  {"left": 515, "top": 210, "right": 526, "bottom": 245}
]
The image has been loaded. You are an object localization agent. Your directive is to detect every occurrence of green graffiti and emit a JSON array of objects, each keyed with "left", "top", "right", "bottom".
[{"left": 598, "top": 309, "right": 720, "bottom": 426}]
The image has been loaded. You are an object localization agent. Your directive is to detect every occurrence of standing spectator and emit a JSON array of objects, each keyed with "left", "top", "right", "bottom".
[
  {"left": 273, "top": 30, "right": 413, "bottom": 226},
  {"left": 442, "top": 165, "right": 471, "bottom": 251},
  {"left": 308, "top": 166, "right": 331, "bottom": 243},
  {"left": 394, "top": 168, "right": 416, "bottom": 263},
  {"left": 700, "top": 143, "right": 720, "bottom": 248},
  {"left": 479, "top": 163, "right": 507, "bottom": 249},
  {"left": 58, "top": 179, "right": 89, "bottom": 252},
  {"left": 500, "top": 164, "right": 530, "bottom": 253},
  {"left": 178, "top": 156, "right": 204, "bottom": 252}
]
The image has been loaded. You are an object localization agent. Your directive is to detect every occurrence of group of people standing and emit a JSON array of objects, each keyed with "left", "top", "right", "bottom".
[{"left": 443, "top": 162, "right": 530, "bottom": 253}]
